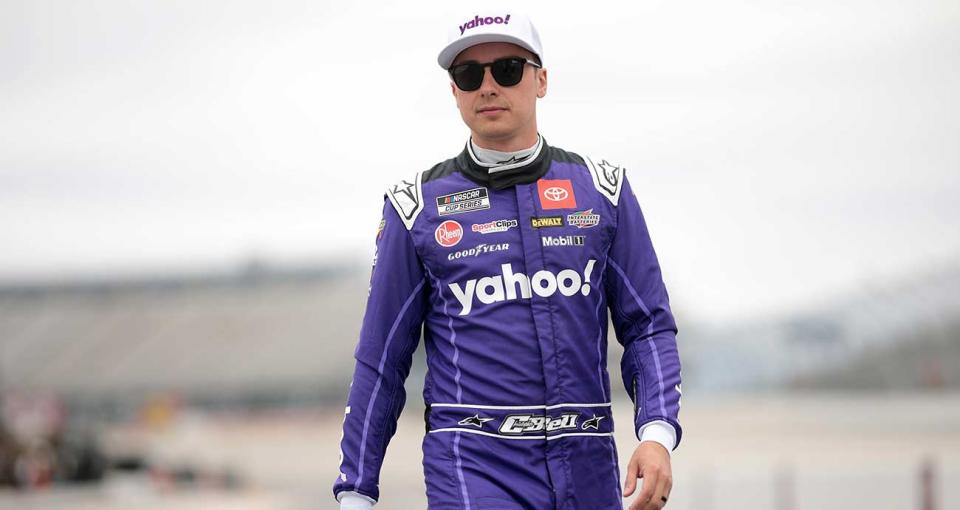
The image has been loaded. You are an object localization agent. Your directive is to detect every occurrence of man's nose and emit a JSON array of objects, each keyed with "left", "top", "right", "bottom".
[{"left": 478, "top": 68, "right": 500, "bottom": 96}]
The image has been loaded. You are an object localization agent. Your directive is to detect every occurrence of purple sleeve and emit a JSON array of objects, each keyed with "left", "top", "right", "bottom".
[
  {"left": 603, "top": 176, "right": 683, "bottom": 448},
  {"left": 333, "top": 199, "right": 428, "bottom": 503}
]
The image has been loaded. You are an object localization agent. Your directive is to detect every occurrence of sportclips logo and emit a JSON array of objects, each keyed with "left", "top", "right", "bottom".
[
  {"left": 448, "top": 260, "right": 596, "bottom": 316},
  {"left": 459, "top": 14, "right": 511, "bottom": 35}
]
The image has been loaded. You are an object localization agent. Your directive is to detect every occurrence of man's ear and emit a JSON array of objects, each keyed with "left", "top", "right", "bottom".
[
  {"left": 536, "top": 68, "right": 548, "bottom": 98},
  {"left": 451, "top": 82, "right": 460, "bottom": 107}
]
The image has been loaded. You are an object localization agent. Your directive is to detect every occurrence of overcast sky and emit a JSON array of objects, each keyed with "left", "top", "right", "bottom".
[{"left": 1, "top": 0, "right": 957, "bottom": 322}]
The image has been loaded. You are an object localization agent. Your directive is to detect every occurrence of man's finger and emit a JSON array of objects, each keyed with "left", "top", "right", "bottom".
[
  {"left": 630, "top": 468, "right": 659, "bottom": 510},
  {"left": 623, "top": 460, "right": 640, "bottom": 496},
  {"left": 652, "top": 472, "right": 671, "bottom": 509}
]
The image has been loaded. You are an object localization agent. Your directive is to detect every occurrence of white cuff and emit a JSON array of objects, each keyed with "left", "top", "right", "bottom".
[
  {"left": 638, "top": 420, "right": 677, "bottom": 455},
  {"left": 338, "top": 491, "right": 376, "bottom": 509}
]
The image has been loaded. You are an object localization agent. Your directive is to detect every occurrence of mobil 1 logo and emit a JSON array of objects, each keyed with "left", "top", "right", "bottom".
[
  {"left": 437, "top": 187, "right": 491, "bottom": 216},
  {"left": 542, "top": 235, "right": 585, "bottom": 248}
]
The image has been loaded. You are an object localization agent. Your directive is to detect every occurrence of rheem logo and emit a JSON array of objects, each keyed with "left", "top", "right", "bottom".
[{"left": 435, "top": 220, "right": 463, "bottom": 247}]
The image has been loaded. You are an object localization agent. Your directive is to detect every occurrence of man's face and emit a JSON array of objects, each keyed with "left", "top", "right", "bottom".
[{"left": 450, "top": 42, "right": 548, "bottom": 149}]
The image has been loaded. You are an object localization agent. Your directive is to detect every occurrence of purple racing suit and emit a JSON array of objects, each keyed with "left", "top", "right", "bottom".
[{"left": 334, "top": 140, "right": 682, "bottom": 509}]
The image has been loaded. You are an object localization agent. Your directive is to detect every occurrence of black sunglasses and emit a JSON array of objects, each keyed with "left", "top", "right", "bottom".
[{"left": 448, "top": 57, "right": 542, "bottom": 92}]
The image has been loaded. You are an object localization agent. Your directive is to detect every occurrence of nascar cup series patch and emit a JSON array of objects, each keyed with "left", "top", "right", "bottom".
[{"left": 437, "top": 187, "right": 491, "bottom": 216}]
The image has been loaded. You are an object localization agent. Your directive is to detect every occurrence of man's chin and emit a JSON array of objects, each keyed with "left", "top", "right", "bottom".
[{"left": 472, "top": 125, "right": 516, "bottom": 142}]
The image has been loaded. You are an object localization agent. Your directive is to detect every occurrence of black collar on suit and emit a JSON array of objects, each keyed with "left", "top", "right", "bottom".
[{"left": 455, "top": 140, "right": 552, "bottom": 191}]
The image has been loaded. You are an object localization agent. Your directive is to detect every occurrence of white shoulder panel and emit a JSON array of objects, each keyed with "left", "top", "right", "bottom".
[
  {"left": 584, "top": 156, "right": 625, "bottom": 206},
  {"left": 385, "top": 171, "right": 424, "bottom": 230}
]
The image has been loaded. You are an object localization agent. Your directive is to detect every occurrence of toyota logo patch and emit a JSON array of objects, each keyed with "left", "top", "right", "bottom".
[
  {"left": 543, "top": 187, "right": 568, "bottom": 202},
  {"left": 537, "top": 179, "right": 577, "bottom": 210}
]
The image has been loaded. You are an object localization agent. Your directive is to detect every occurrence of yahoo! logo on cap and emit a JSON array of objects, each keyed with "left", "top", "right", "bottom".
[{"left": 459, "top": 14, "right": 511, "bottom": 35}]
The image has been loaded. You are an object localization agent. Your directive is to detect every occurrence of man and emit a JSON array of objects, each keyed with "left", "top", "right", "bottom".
[{"left": 334, "top": 10, "right": 681, "bottom": 510}]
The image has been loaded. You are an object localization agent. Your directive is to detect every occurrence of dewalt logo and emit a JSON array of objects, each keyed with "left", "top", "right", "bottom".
[{"left": 531, "top": 216, "right": 563, "bottom": 228}]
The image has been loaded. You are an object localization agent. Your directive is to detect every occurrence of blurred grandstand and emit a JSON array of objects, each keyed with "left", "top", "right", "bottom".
[
  {"left": 2, "top": 257, "right": 958, "bottom": 412},
  {"left": 681, "top": 261, "right": 960, "bottom": 392},
  {"left": 0, "top": 259, "right": 368, "bottom": 411},
  {"left": 0, "top": 259, "right": 370, "bottom": 492}
]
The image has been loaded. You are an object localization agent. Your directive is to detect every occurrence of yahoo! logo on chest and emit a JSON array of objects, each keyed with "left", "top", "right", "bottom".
[
  {"left": 459, "top": 14, "right": 511, "bottom": 35},
  {"left": 448, "top": 260, "right": 596, "bottom": 316}
]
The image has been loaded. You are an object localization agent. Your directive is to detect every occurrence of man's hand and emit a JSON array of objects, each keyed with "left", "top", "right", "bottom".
[{"left": 623, "top": 441, "right": 672, "bottom": 510}]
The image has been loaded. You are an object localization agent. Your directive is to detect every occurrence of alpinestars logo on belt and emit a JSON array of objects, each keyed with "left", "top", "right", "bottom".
[
  {"left": 458, "top": 414, "right": 494, "bottom": 428},
  {"left": 581, "top": 415, "right": 605, "bottom": 430}
]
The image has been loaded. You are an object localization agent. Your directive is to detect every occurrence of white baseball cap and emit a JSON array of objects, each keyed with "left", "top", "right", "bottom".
[{"left": 437, "top": 11, "right": 544, "bottom": 69}]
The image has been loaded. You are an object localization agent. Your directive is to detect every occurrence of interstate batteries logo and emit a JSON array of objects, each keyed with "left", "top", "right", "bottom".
[
  {"left": 472, "top": 219, "right": 518, "bottom": 235},
  {"left": 437, "top": 187, "right": 491, "bottom": 216},
  {"left": 448, "top": 259, "right": 596, "bottom": 315},
  {"left": 566, "top": 209, "right": 600, "bottom": 229},
  {"left": 434, "top": 220, "right": 463, "bottom": 247}
]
